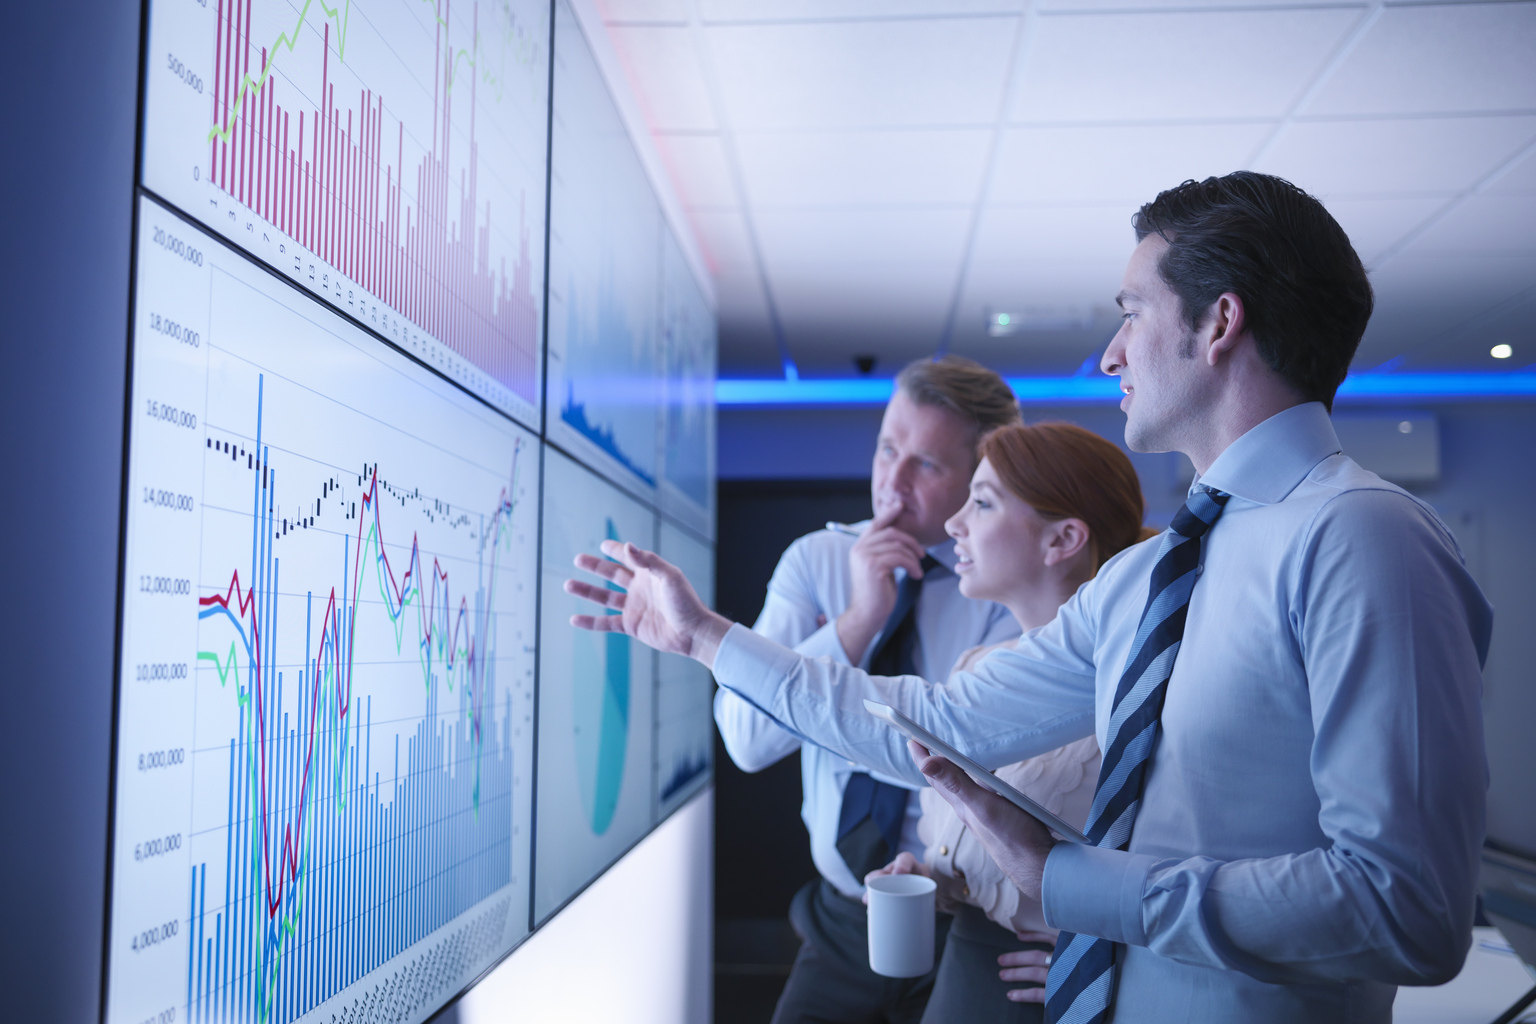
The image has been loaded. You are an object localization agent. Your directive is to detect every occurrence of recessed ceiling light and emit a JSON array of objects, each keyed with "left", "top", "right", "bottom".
[
  {"left": 1491, "top": 343, "right": 1513, "bottom": 359},
  {"left": 987, "top": 311, "right": 1019, "bottom": 337}
]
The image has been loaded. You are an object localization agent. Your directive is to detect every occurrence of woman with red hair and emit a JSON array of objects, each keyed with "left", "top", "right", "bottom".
[{"left": 869, "top": 421, "right": 1153, "bottom": 1023}]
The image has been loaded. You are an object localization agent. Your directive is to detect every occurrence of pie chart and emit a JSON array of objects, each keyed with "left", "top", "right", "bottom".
[{"left": 571, "top": 517, "right": 631, "bottom": 835}]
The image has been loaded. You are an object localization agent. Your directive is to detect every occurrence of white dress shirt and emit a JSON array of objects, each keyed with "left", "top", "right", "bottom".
[
  {"left": 920, "top": 642, "right": 1101, "bottom": 936},
  {"left": 713, "top": 524, "right": 1019, "bottom": 897},
  {"left": 711, "top": 403, "right": 1493, "bottom": 1022}
]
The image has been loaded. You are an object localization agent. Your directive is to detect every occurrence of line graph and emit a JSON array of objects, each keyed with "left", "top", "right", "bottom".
[
  {"left": 187, "top": 380, "right": 520, "bottom": 1023},
  {"left": 106, "top": 197, "right": 537, "bottom": 1024},
  {"left": 142, "top": 0, "right": 549, "bottom": 425}
]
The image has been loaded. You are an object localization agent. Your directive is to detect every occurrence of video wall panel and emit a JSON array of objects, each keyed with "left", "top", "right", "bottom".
[
  {"left": 533, "top": 448, "right": 659, "bottom": 923},
  {"left": 105, "top": 2, "right": 716, "bottom": 1022},
  {"left": 655, "top": 521, "right": 716, "bottom": 817},
  {"left": 545, "top": 0, "right": 662, "bottom": 502},
  {"left": 141, "top": 0, "right": 551, "bottom": 428}
]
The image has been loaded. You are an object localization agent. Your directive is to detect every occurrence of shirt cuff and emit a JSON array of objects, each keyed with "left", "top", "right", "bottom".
[
  {"left": 1041, "top": 843, "right": 1156, "bottom": 947},
  {"left": 794, "top": 620, "right": 852, "bottom": 664},
  {"left": 714, "top": 623, "right": 806, "bottom": 718}
]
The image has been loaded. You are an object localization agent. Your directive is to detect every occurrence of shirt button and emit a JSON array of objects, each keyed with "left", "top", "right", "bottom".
[{"left": 938, "top": 845, "right": 948, "bottom": 856}]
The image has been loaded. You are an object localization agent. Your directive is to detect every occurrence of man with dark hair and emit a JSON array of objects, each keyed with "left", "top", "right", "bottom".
[
  {"left": 566, "top": 172, "right": 1493, "bottom": 1022},
  {"left": 1130, "top": 172, "right": 1374, "bottom": 410},
  {"left": 715, "top": 355, "right": 1022, "bottom": 1023}
]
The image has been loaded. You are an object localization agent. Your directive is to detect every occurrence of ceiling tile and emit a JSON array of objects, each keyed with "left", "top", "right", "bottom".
[
  {"left": 971, "top": 204, "right": 1138, "bottom": 272},
  {"left": 705, "top": 18, "right": 1017, "bottom": 129},
  {"left": 599, "top": 0, "right": 689, "bottom": 23},
  {"left": 1399, "top": 194, "right": 1536, "bottom": 257},
  {"left": 1359, "top": 252, "right": 1536, "bottom": 362},
  {"left": 1485, "top": 141, "right": 1536, "bottom": 196},
  {"left": 686, "top": 206, "right": 760, "bottom": 282},
  {"left": 654, "top": 133, "right": 739, "bottom": 207},
  {"left": 1320, "top": 196, "right": 1447, "bottom": 266},
  {"left": 774, "top": 272, "right": 952, "bottom": 327},
  {"left": 1302, "top": 3, "right": 1536, "bottom": 118},
  {"left": 753, "top": 208, "right": 969, "bottom": 358},
  {"left": 1255, "top": 115, "right": 1536, "bottom": 198},
  {"left": 606, "top": 25, "right": 716, "bottom": 131},
  {"left": 734, "top": 128, "right": 991, "bottom": 207},
  {"left": 1014, "top": 8, "right": 1359, "bottom": 123},
  {"left": 754, "top": 207, "right": 972, "bottom": 275},
  {"left": 1399, "top": 287, "right": 1536, "bottom": 371},
  {"left": 701, "top": 1, "right": 1023, "bottom": 21},
  {"left": 989, "top": 123, "right": 1273, "bottom": 205},
  {"left": 950, "top": 328, "right": 1117, "bottom": 377}
]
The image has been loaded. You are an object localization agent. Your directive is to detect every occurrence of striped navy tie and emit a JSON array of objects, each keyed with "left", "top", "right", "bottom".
[{"left": 1044, "top": 485, "right": 1230, "bottom": 1024}]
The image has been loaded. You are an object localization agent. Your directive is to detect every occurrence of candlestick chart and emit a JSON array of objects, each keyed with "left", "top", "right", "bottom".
[
  {"left": 106, "top": 197, "right": 537, "bottom": 1024},
  {"left": 141, "top": 0, "right": 549, "bottom": 426}
]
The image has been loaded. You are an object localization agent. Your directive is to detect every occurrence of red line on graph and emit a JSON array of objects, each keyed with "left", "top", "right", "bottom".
[{"left": 199, "top": 450, "right": 519, "bottom": 921}]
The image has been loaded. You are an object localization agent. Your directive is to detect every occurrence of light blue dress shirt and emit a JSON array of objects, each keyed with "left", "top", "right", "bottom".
[
  {"left": 712, "top": 403, "right": 1493, "bottom": 1022},
  {"left": 713, "top": 525, "right": 1019, "bottom": 897}
]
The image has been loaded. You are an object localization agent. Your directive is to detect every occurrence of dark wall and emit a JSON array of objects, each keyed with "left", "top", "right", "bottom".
[
  {"left": 0, "top": 0, "right": 140, "bottom": 1017},
  {"left": 713, "top": 479, "right": 873, "bottom": 921}
]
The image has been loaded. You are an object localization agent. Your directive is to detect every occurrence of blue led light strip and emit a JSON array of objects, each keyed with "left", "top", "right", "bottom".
[{"left": 717, "top": 373, "right": 1536, "bottom": 406}]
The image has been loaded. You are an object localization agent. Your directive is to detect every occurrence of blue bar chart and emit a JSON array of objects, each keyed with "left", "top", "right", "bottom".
[{"left": 107, "top": 196, "right": 538, "bottom": 1024}]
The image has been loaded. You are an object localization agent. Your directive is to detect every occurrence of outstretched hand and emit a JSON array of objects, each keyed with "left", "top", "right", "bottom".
[
  {"left": 565, "top": 540, "right": 733, "bottom": 666},
  {"left": 907, "top": 740, "right": 1058, "bottom": 902}
]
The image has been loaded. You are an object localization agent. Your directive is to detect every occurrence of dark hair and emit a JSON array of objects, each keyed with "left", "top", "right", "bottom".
[
  {"left": 896, "top": 355, "right": 1020, "bottom": 441},
  {"left": 978, "top": 422, "right": 1148, "bottom": 573},
  {"left": 1133, "top": 172, "right": 1373, "bottom": 410}
]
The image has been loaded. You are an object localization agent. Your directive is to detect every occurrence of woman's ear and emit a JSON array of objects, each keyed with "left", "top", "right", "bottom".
[{"left": 1043, "top": 518, "right": 1091, "bottom": 567}]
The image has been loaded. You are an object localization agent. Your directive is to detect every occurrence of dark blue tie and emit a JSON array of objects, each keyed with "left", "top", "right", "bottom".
[
  {"left": 836, "top": 555, "right": 938, "bottom": 881},
  {"left": 1045, "top": 487, "right": 1230, "bottom": 1024}
]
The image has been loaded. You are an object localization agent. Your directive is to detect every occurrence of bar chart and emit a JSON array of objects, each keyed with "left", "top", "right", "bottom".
[
  {"left": 545, "top": 0, "right": 664, "bottom": 497},
  {"left": 141, "top": 0, "right": 549, "bottom": 425},
  {"left": 106, "top": 197, "right": 538, "bottom": 1024}
]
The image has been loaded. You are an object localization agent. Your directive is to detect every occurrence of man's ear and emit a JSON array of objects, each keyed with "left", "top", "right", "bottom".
[
  {"left": 1202, "top": 292, "right": 1248, "bottom": 367},
  {"left": 1043, "top": 518, "right": 1091, "bottom": 567}
]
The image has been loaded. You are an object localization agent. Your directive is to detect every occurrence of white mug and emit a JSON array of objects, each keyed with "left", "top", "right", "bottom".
[{"left": 866, "top": 873, "right": 937, "bottom": 977}]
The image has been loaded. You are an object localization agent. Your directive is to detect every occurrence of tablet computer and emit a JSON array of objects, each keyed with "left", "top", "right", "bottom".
[{"left": 863, "top": 699, "right": 1091, "bottom": 845}]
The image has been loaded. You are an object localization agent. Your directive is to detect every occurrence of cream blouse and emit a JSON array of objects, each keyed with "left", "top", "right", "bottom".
[{"left": 918, "top": 641, "right": 1101, "bottom": 935}]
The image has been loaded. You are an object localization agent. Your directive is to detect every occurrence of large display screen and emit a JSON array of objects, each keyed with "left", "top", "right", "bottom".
[
  {"left": 534, "top": 449, "right": 658, "bottom": 922},
  {"left": 106, "top": 2, "right": 716, "bottom": 1022},
  {"left": 141, "top": 0, "right": 551, "bottom": 427}
]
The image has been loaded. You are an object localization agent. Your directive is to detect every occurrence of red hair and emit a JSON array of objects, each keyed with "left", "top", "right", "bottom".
[{"left": 977, "top": 423, "right": 1150, "bottom": 572}]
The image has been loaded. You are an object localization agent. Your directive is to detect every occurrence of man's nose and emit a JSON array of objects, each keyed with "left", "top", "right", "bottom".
[{"left": 1102, "top": 331, "right": 1127, "bottom": 376}]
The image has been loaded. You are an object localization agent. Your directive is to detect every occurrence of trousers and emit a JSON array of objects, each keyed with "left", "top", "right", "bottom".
[
  {"left": 921, "top": 903, "right": 1048, "bottom": 1024},
  {"left": 770, "top": 879, "right": 951, "bottom": 1024}
]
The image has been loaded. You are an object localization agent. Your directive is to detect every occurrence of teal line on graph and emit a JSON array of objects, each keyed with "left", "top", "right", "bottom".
[{"left": 572, "top": 518, "right": 631, "bottom": 835}]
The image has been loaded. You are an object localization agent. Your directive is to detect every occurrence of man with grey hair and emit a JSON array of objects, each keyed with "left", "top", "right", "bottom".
[{"left": 715, "top": 355, "right": 1023, "bottom": 1023}]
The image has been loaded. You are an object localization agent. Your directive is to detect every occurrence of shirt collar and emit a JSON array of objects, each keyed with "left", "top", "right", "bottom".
[
  {"left": 926, "top": 536, "right": 959, "bottom": 573},
  {"left": 1195, "top": 401, "right": 1342, "bottom": 506}
]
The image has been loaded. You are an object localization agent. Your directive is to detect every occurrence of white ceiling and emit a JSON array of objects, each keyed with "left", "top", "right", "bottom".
[{"left": 595, "top": 0, "right": 1536, "bottom": 378}]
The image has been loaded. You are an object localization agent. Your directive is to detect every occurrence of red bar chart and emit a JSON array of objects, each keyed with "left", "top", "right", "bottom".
[{"left": 142, "top": 0, "right": 549, "bottom": 425}]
